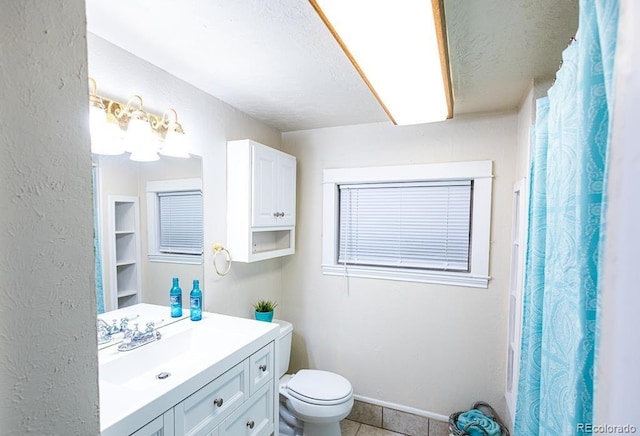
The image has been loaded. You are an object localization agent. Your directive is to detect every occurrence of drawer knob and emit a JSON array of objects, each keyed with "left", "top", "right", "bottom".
[
  {"left": 246, "top": 420, "right": 255, "bottom": 429},
  {"left": 259, "top": 364, "right": 267, "bottom": 372},
  {"left": 213, "top": 398, "right": 224, "bottom": 407}
]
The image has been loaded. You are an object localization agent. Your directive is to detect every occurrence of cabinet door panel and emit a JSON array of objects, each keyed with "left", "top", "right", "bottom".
[
  {"left": 219, "top": 384, "right": 273, "bottom": 436},
  {"left": 249, "top": 343, "right": 274, "bottom": 396},
  {"left": 174, "top": 362, "right": 247, "bottom": 436},
  {"left": 251, "top": 146, "right": 278, "bottom": 227},
  {"left": 277, "top": 154, "right": 296, "bottom": 226}
]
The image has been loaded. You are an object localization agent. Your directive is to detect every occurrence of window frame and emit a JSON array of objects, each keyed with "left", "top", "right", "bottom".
[
  {"left": 322, "top": 160, "right": 493, "bottom": 288},
  {"left": 146, "top": 178, "right": 203, "bottom": 265}
]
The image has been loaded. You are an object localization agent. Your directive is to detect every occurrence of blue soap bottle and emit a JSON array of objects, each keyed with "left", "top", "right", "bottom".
[
  {"left": 190, "top": 279, "right": 202, "bottom": 321},
  {"left": 170, "top": 277, "right": 182, "bottom": 318}
]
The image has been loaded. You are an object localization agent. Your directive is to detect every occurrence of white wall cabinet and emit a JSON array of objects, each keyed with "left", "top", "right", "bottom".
[
  {"left": 251, "top": 144, "right": 296, "bottom": 227},
  {"left": 108, "top": 196, "right": 142, "bottom": 309},
  {"left": 126, "top": 342, "right": 276, "bottom": 436},
  {"left": 227, "top": 139, "right": 296, "bottom": 262}
]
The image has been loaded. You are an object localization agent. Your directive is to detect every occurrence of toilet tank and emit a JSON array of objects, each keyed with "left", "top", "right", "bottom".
[{"left": 272, "top": 319, "right": 293, "bottom": 378}]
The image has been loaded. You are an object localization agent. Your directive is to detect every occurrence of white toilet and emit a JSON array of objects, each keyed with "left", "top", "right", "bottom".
[{"left": 274, "top": 319, "right": 354, "bottom": 436}]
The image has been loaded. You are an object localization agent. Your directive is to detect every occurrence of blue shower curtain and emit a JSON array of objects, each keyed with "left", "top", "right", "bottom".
[
  {"left": 93, "top": 165, "right": 105, "bottom": 314},
  {"left": 514, "top": 0, "right": 618, "bottom": 434}
]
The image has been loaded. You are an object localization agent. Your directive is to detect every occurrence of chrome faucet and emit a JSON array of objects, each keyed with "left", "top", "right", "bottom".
[
  {"left": 97, "top": 319, "right": 113, "bottom": 345},
  {"left": 97, "top": 315, "right": 139, "bottom": 345},
  {"left": 117, "top": 321, "right": 162, "bottom": 352}
]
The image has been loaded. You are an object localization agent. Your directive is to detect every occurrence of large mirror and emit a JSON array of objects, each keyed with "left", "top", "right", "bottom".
[{"left": 93, "top": 154, "right": 204, "bottom": 318}]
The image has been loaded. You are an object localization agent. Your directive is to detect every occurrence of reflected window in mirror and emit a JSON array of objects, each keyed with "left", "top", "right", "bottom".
[{"left": 146, "top": 178, "right": 203, "bottom": 265}]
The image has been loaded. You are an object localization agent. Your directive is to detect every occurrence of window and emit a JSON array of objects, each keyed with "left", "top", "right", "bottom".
[
  {"left": 322, "top": 161, "right": 492, "bottom": 287},
  {"left": 147, "top": 178, "right": 203, "bottom": 264}
]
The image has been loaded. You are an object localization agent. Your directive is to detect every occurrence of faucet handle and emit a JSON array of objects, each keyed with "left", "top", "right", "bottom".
[
  {"left": 145, "top": 321, "right": 156, "bottom": 333},
  {"left": 97, "top": 321, "right": 112, "bottom": 345}
]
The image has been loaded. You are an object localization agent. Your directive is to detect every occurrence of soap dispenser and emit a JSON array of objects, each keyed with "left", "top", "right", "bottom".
[
  {"left": 170, "top": 277, "right": 182, "bottom": 318},
  {"left": 190, "top": 279, "right": 202, "bottom": 321}
]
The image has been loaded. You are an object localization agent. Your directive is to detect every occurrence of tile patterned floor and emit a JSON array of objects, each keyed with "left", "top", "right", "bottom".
[
  {"left": 342, "top": 400, "right": 450, "bottom": 436},
  {"left": 341, "top": 419, "right": 406, "bottom": 436}
]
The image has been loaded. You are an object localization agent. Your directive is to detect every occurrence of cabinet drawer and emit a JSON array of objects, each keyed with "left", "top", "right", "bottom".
[
  {"left": 249, "top": 343, "right": 274, "bottom": 395},
  {"left": 219, "top": 383, "right": 273, "bottom": 436},
  {"left": 174, "top": 361, "right": 248, "bottom": 436}
]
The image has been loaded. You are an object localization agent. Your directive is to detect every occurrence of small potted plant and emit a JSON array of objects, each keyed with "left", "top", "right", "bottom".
[{"left": 253, "top": 299, "right": 278, "bottom": 322}]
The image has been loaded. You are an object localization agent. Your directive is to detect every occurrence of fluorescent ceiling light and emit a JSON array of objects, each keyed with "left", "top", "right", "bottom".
[{"left": 310, "top": 0, "right": 453, "bottom": 125}]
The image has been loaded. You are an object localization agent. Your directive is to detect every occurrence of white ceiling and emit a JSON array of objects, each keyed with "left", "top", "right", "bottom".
[{"left": 86, "top": 0, "right": 578, "bottom": 132}]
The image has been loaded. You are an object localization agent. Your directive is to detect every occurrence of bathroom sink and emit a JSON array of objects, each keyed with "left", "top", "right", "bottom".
[{"left": 99, "top": 317, "right": 244, "bottom": 387}]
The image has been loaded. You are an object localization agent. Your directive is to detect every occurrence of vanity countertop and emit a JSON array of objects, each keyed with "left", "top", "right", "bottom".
[{"left": 98, "top": 304, "right": 279, "bottom": 436}]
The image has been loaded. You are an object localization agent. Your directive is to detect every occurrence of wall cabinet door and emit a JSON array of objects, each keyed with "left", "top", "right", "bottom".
[
  {"left": 251, "top": 145, "right": 278, "bottom": 227},
  {"left": 276, "top": 152, "right": 296, "bottom": 226},
  {"left": 251, "top": 144, "right": 296, "bottom": 228}
]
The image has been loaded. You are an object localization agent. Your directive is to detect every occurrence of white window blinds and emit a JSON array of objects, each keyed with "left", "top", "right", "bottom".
[
  {"left": 338, "top": 181, "right": 472, "bottom": 271},
  {"left": 158, "top": 191, "right": 203, "bottom": 255}
]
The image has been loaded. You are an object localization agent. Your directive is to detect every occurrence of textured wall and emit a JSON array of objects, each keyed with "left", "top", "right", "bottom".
[
  {"left": 0, "top": 1, "right": 100, "bottom": 434},
  {"left": 281, "top": 113, "right": 517, "bottom": 418},
  {"left": 88, "top": 34, "right": 285, "bottom": 320}
]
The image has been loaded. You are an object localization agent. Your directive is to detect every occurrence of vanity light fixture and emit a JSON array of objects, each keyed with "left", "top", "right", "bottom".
[
  {"left": 88, "top": 78, "right": 189, "bottom": 160},
  {"left": 89, "top": 78, "right": 125, "bottom": 155},
  {"left": 309, "top": 0, "right": 453, "bottom": 125},
  {"left": 157, "top": 109, "right": 189, "bottom": 158}
]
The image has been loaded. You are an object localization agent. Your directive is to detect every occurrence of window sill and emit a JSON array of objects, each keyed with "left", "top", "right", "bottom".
[
  {"left": 149, "top": 253, "right": 203, "bottom": 265},
  {"left": 322, "top": 265, "right": 490, "bottom": 288}
]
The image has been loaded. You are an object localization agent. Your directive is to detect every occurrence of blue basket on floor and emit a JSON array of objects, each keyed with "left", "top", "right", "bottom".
[{"left": 448, "top": 401, "right": 509, "bottom": 436}]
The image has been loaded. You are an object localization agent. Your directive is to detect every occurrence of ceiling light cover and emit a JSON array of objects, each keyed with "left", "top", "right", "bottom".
[{"left": 310, "top": 0, "right": 453, "bottom": 125}]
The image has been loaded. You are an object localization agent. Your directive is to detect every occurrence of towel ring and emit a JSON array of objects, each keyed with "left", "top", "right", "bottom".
[{"left": 212, "top": 243, "right": 232, "bottom": 276}]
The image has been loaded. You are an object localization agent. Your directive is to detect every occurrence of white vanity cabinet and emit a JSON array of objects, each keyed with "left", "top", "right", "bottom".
[
  {"left": 99, "top": 309, "right": 279, "bottom": 436},
  {"left": 127, "top": 343, "right": 276, "bottom": 436},
  {"left": 227, "top": 139, "right": 296, "bottom": 262}
]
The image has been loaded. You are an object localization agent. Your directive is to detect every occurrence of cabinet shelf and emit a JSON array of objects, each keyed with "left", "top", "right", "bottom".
[
  {"left": 117, "top": 288, "right": 138, "bottom": 298},
  {"left": 116, "top": 260, "right": 136, "bottom": 267},
  {"left": 108, "top": 196, "right": 142, "bottom": 310}
]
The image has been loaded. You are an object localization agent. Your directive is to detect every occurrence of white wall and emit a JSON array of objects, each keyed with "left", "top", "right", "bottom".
[
  {"left": 515, "top": 78, "right": 553, "bottom": 182},
  {"left": 281, "top": 113, "right": 517, "bottom": 418},
  {"left": 88, "top": 34, "right": 285, "bottom": 319},
  {"left": 0, "top": 2, "right": 100, "bottom": 433},
  {"left": 595, "top": 0, "right": 640, "bottom": 427}
]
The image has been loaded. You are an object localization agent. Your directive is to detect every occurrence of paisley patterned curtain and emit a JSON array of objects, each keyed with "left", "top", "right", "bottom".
[
  {"left": 93, "top": 165, "right": 105, "bottom": 314},
  {"left": 514, "top": 0, "right": 619, "bottom": 434}
]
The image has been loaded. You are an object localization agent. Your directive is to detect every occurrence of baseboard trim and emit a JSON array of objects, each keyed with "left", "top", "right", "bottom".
[{"left": 353, "top": 394, "right": 449, "bottom": 423}]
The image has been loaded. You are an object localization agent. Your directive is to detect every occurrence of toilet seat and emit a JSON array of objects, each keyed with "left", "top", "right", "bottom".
[{"left": 284, "top": 370, "right": 353, "bottom": 406}]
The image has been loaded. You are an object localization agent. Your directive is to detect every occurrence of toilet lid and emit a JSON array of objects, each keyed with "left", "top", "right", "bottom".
[{"left": 286, "top": 370, "right": 352, "bottom": 405}]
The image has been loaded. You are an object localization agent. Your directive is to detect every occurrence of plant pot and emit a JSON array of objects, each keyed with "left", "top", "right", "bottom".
[{"left": 255, "top": 311, "right": 274, "bottom": 322}]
